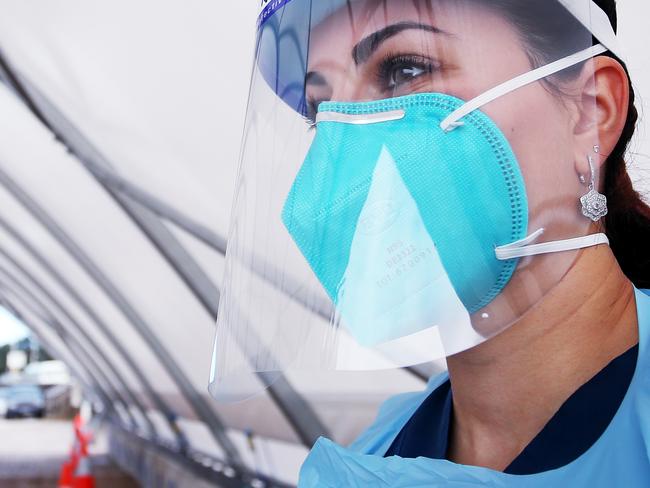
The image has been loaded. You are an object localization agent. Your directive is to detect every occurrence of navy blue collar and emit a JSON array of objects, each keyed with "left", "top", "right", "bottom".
[{"left": 385, "top": 344, "right": 639, "bottom": 474}]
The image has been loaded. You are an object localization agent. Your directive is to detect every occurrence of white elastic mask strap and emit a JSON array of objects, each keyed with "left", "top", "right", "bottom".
[
  {"left": 440, "top": 44, "right": 607, "bottom": 132},
  {"left": 495, "top": 228, "right": 609, "bottom": 260}
]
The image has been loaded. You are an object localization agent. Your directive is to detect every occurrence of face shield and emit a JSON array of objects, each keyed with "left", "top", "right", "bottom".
[{"left": 210, "top": 0, "right": 623, "bottom": 401}]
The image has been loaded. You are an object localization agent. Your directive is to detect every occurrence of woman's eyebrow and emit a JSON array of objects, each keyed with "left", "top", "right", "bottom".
[{"left": 352, "top": 21, "right": 453, "bottom": 65}]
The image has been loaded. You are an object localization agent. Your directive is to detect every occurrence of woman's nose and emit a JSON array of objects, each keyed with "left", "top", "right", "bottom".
[{"left": 329, "top": 71, "right": 376, "bottom": 103}]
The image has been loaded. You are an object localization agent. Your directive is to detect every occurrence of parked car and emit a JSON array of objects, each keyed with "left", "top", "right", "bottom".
[
  {"left": 0, "top": 388, "right": 8, "bottom": 418},
  {"left": 4, "top": 384, "right": 45, "bottom": 419}
]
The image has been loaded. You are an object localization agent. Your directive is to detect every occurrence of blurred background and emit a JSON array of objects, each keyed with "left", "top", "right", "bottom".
[{"left": 0, "top": 1, "right": 647, "bottom": 487}]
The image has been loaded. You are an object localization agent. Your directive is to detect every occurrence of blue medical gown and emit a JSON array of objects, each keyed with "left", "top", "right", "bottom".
[{"left": 299, "top": 288, "right": 650, "bottom": 487}]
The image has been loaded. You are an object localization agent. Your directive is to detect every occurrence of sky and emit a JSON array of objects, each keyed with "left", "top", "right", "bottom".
[{"left": 0, "top": 306, "right": 29, "bottom": 347}]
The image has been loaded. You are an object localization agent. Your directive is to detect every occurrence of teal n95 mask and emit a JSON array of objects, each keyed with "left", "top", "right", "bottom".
[
  {"left": 209, "top": 0, "right": 621, "bottom": 401},
  {"left": 282, "top": 93, "right": 529, "bottom": 347}
]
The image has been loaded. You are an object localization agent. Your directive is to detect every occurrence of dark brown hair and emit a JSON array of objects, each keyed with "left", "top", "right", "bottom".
[
  {"left": 594, "top": 0, "right": 650, "bottom": 289},
  {"left": 483, "top": 0, "right": 650, "bottom": 288}
]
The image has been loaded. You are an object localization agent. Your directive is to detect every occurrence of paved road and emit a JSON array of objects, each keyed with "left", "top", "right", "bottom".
[{"left": 0, "top": 419, "right": 138, "bottom": 487}]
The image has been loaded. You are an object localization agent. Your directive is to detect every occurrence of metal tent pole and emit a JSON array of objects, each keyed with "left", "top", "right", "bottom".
[
  {"left": 0, "top": 166, "right": 242, "bottom": 467},
  {"left": 0, "top": 53, "right": 330, "bottom": 447},
  {"left": 0, "top": 215, "right": 188, "bottom": 447}
]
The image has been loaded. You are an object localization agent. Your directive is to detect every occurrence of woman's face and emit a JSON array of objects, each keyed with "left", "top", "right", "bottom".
[{"left": 306, "top": 0, "right": 592, "bottom": 327}]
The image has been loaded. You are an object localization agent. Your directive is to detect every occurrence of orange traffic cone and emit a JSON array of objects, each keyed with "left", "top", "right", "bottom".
[
  {"left": 72, "top": 451, "right": 95, "bottom": 488},
  {"left": 57, "top": 459, "right": 75, "bottom": 488},
  {"left": 59, "top": 437, "right": 82, "bottom": 488}
]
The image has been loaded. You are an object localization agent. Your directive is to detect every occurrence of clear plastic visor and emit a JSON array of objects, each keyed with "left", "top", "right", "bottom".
[{"left": 210, "top": 0, "right": 604, "bottom": 401}]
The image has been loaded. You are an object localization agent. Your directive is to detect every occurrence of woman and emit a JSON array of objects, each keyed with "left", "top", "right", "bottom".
[{"left": 211, "top": 0, "right": 650, "bottom": 485}]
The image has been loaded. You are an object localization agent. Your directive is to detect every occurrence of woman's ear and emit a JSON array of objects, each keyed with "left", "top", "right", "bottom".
[{"left": 572, "top": 56, "right": 629, "bottom": 181}]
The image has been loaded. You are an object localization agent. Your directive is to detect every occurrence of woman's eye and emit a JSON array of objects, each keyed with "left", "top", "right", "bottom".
[
  {"left": 377, "top": 55, "right": 439, "bottom": 92},
  {"left": 389, "top": 65, "right": 427, "bottom": 87}
]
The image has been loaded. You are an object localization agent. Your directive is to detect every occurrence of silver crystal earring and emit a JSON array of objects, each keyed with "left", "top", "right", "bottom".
[{"left": 580, "top": 147, "right": 608, "bottom": 222}]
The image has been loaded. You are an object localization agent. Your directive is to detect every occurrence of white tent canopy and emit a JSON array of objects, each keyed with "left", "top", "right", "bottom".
[{"left": 0, "top": 1, "right": 647, "bottom": 485}]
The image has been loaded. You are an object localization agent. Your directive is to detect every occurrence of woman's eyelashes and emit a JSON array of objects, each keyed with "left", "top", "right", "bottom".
[
  {"left": 305, "top": 97, "right": 326, "bottom": 125},
  {"left": 302, "top": 53, "right": 441, "bottom": 125},
  {"left": 375, "top": 54, "right": 441, "bottom": 93}
]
